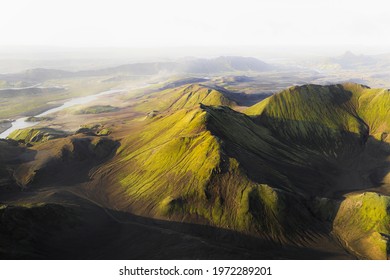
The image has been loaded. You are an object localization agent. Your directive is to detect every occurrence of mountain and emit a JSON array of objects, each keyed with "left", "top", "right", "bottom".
[
  {"left": 0, "top": 57, "right": 275, "bottom": 83},
  {"left": 324, "top": 51, "right": 377, "bottom": 69},
  {"left": 130, "top": 83, "right": 237, "bottom": 113},
  {"left": 97, "top": 82, "right": 390, "bottom": 258},
  {"left": 1, "top": 82, "right": 389, "bottom": 259},
  {"left": 0, "top": 68, "right": 73, "bottom": 83}
]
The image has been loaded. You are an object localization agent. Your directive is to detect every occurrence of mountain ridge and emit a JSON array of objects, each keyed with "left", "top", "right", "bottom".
[
  {"left": 1, "top": 82, "right": 389, "bottom": 259},
  {"left": 0, "top": 56, "right": 276, "bottom": 82}
]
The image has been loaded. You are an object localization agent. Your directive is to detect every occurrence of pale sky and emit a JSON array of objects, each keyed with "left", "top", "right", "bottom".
[{"left": 1, "top": 0, "right": 389, "bottom": 53}]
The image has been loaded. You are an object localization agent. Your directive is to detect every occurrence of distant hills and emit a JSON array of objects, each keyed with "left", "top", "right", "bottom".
[
  {"left": 328, "top": 51, "right": 377, "bottom": 69},
  {"left": 310, "top": 51, "right": 390, "bottom": 72},
  {"left": 0, "top": 56, "right": 276, "bottom": 83}
]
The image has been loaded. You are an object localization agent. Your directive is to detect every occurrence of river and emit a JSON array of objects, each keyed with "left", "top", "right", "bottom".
[{"left": 0, "top": 89, "right": 124, "bottom": 139}]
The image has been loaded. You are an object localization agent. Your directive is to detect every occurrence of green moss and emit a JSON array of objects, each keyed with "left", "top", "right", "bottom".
[
  {"left": 8, "top": 128, "right": 67, "bottom": 143},
  {"left": 333, "top": 192, "right": 390, "bottom": 259},
  {"left": 246, "top": 83, "right": 390, "bottom": 148},
  {"left": 132, "top": 84, "right": 237, "bottom": 113},
  {"left": 95, "top": 82, "right": 390, "bottom": 251},
  {"left": 96, "top": 128, "right": 111, "bottom": 136},
  {"left": 244, "top": 97, "right": 271, "bottom": 116},
  {"left": 76, "top": 124, "right": 111, "bottom": 136},
  {"left": 74, "top": 105, "right": 119, "bottom": 115}
]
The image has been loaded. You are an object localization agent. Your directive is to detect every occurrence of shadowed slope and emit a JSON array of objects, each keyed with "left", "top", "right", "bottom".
[
  {"left": 244, "top": 84, "right": 390, "bottom": 195},
  {"left": 94, "top": 83, "right": 390, "bottom": 258},
  {"left": 95, "top": 105, "right": 332, "bottom": 245},
  {"left": 1, "top": 82, "right": 389, "bottom": 259}
]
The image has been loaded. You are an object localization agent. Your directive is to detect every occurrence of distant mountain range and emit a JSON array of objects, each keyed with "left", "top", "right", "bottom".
[
  {"left": 0, "top": 56, "right": 276, "bottom": 83},
  {"left": 327, "top": 51, "right": 377, "bottom": 69}
]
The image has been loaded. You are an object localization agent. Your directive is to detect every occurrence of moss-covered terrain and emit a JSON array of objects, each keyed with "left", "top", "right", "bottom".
[
  {"left": 131, "top": 83, "right": 237, "bottom": 113},
  {"left": 97, "top": 83, "right": 390, "bottom": 258},
  {"left": 1, "top": 82, "right": 389, "bottom": 259},
  {"left": 8, "top": 128, "right": 68, "bottom": 144},
  {"left": 333, "top": 192, "right": 390, "bottom": 259},
  {"left": 74, "top": 105, "right": 119, "bottom": 115}
]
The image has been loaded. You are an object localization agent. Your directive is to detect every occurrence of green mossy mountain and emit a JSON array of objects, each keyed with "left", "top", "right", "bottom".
[
  {"left": 132, "top": 83, "right": 237, "bottom": 113},
  {"left": 1, "top": 82, "right": 389, "bottom": 259},
  {"left": 334, "top": 192, "right": 390, "bottom": 259},
  {"left": 98, "top": 105, "right": 321, "bottom": 242},
  {"left": 94, "top": 83, "right": 390, "bottom": 258}
]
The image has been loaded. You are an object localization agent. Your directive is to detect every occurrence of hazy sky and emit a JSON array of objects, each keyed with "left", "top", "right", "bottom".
[{"left": 1, "top": 0, "right": 389, "bottom": 54}]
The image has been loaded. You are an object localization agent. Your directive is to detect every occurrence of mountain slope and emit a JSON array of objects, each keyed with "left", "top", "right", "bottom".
[
  {"left": 333, "top": 192, "right": 390, "bottom": 259},
  {"left": 132, "top": 83, "right": 237, "bottom": 113},
  {"left": 1, "top": 82, "right": 389, "bottom": 259},
  {"left": 92, "top": 105, "right": 326, "bottom": 245},
  {"left": 92, "top": 83, "right": 390, "bottom": 257}
]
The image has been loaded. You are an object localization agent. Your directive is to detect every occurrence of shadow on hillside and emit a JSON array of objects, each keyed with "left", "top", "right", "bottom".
[
  {"left": 0, "top": 137, "right": 121, "bottom": 190},
  {"left": 0, "top": 139, "right": 37, "bottom": 193},
  {"left": 210, "top": 85, "right": 272, "bottom": 106},
  {"left": 204, "top": 102, "right": 390, "bottom": 198},
  {"left": 257, "top": 115, "right": 390, "bottom": 198},
  {"left": 32, "top": 138, "right": 121, "bottom": 187},
  {"left": 0, "top": 198, "right": 355, "bottom": 260}
]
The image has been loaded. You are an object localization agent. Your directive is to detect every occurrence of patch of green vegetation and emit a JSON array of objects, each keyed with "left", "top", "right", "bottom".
[
  {"left": 244, "top": 96, "right": 271, "bottom": 116},
  {"left": 25, "top": 116, "right": 52, "bottom": 122},
  {"left": 246, "top": 83, "right": 390, "bottom": 148},
  {"left": 132, "top": 84, "right": 237, "bottom": 113},
  {"left": 343, "top": 83, "right": 390, "bottom": 140},
  {"left": 74, "top": 105, "right": 119, "bottom": 115},
  {"left": 76, "top": 124, "right": 111, "bottom": 136},
  {"left": 255, "top": 85, "right": 365, "bottom": 151},
  {"left": 333, "top": 192, "right": 390, "bottom": 259},
  {"left": 96, "top": 128, "right": 111, "bottom": 136},
  {"left": 8, "top": 128, "right": 67, "bottom": 144}
]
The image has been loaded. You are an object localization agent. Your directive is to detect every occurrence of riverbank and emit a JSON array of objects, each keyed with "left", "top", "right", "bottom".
[
  {"left": 0, "top": 120, "right": 12, "bottom": 134},
  {"left": 0, "top": 89, "right": 125, "bottom": 139}
]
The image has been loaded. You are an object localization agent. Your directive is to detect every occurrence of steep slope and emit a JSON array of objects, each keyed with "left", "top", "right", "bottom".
[
  {"left": 2, "top": 82, "right": 389, "bottom": 259},
  {"left": 250, "top": 83, "right": 390, "bottom": 189},
  {"left": 132, "top": 83, "right": 237, "bottom": 113},
  {"left": 92, "top": 83, "right": 390, "bottom": 258},
  {"left": 94, "top": 105, "right": 325, "bottom": 245},
  {"left": 249, "top": 84, "right": 368, "bottom": 152},
  {"left": 342, "top": 83, "right": 390, "bottom": 140},
  {"left": 333, "top": 192, "right": 390, "bottom": 259}
]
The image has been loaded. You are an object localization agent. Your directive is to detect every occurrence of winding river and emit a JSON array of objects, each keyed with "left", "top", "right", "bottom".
[{"left": 0, "top": 89, "right": 124, "bottom": 139}]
